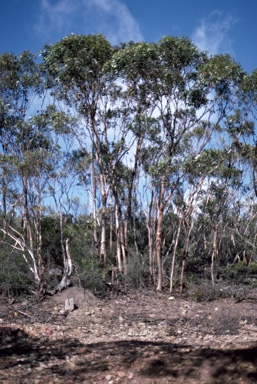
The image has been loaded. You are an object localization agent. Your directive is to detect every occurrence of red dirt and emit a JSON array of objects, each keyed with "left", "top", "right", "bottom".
[{"left": 1, "top": 286, "right": 257, "bottom": 383}]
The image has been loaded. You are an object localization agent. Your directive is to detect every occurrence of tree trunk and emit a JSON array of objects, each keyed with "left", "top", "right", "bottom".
[
  {"left": 144, "top": 189, "right": 155, "bottom": 284},
  {"left": 91, "top": 147, "right": 98, "bottom": 251},
  {"left": 36, "top": 205, "right": 46, "bottom": 296},
  {"left": 49, "top": 212, "right": 73, "bottom": 294},
  {"left": 1, "top": 163, "right": 7, "bottom": 237},
  {"left": 51, "top": 253, "right": 72, "bottom": 293},
  {"left": 120, "top": 220, "right": 127, "bottom": 276},
  {"left": 100, "top": 190, "right": 107, "bottom": 269},
  {"left": 109, "top": 209, "right": 113, "bottom": 254},
  {"left": 115, "top": 202, "right": 122, "bottom": 271},
  {"left": 211, "top": 223, "right": 219, "bottom": 286},
  {"left": 170, "top": 215, "right": 182, "bottom": 293},
  {"left": 156, "top": 178, "right": 165, "bottom": 291},
  {"left": 180, "top": 218, "right": 194, "bottom": 294},
  {"left": 1, "top": 225, "right": 40, "bottom": 285},
  {"left": 22, "top": 174, "right": 33, "bottom": 252}
]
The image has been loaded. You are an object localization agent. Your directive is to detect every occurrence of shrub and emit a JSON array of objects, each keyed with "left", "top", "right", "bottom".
[
  {"left": 0, "top": 248, "right": 34, "bottom": 296},
  {"left": 225, "top": 261, "right": 257, "bottom": 280}
]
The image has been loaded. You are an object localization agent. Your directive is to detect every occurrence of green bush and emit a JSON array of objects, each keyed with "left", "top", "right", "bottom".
[
  {"left": 225, "top": 261, "right": 257, "bottom": 279},
  {"left": 0, "top": 249, "right": 34, "bottom": 296},
  {"left": 190, "top": 287, "right": 205, "bottom": 301},
  {"left": 248, "top": 262, "right": 257, "bottom": 274},
  {"left": 126, "top": 251, "right": 150, "bottom": 289}
]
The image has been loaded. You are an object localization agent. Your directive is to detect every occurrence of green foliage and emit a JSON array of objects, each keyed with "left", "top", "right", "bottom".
[
  {"left": 0, "top": 51, "right": 42, "bottom": 96},
  {"left": 248, "top": 263, "right": 257, "bottom": 274},
  {"left": 79, "top": 256, "right": 104, "bottom": 291},
  {"left": 189, "top": 287, "right": 206, "bottom": 302},
  {"left": 0, "top": 246, "right": 34, "bottom": 296},
  {"left": 199, "top": 54, "right": 245, "bottom": 97},
  {"left": 109, "top": 41, "right": 158, "bottom": 81},
  {"left": 42, "top": 34, "right": 112, "bottom": 101},
  {"left": 126, "top": 252, "right": 150, "bottom": 289},
  {"left": 225, "top": 261, "right": 257, "bottom": 279},
  {"left": 246, "top": 280, "right": 257, "bottom": 289},
  {"left": 240, "top": 69, "right": 257, "bottom": 96},
  {"left": 41, "top": 215, "right": 63, "bottom": 267}
]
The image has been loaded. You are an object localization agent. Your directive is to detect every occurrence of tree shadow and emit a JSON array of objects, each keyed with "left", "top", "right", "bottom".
[{"left": 1, "top": 326, "right": 257, "bottom": 383}]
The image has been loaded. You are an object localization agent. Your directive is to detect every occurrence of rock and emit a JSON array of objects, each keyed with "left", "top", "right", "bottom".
[
  {"left": 117, "top": 371, "right": 126, "bottom": 378},
  {"left": 53, "top": 287, "right": 99, "bottom": 308},
  {"left": 65, "top": 298, "right": 74, "bottom": 311},
  {"left": 128, "top": 372, "right": 134, "bottom": 379}
]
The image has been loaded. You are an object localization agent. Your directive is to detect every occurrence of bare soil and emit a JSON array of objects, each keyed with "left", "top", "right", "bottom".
[{"left": 1, "top": 284, "right": 257, "bottom": 383}]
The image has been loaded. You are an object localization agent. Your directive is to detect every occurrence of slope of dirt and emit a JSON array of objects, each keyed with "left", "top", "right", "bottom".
[{"left": 1, "top": 286, "right": 257, "bottom": 383}]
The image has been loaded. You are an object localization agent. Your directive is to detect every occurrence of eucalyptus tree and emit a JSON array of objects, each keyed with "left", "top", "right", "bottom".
[
  {"left": 109, "top": 42, "right": 164, "bottom": 280},
  {"left": 219, "top": 69, "right": 257, "bottom": 268},
  {"left": 0, "top": 51, "right": 62, "bottom": 294},
  {"left": 232, "top": 70, "right": 257, "bottom": 195},
  {"left": 111, "top": 37, "right": 244, "bottom": 290},
  {"left": 42, "top": 34, "right": 145, "bottom": 274},
  {"left": 42, "top": 34, "right": 114, "bottom": 269}
]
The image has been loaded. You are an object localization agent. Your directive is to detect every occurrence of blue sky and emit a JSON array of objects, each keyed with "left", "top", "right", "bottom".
[{"left": 1, "top": 0, "right": 257, "bottom": 73}]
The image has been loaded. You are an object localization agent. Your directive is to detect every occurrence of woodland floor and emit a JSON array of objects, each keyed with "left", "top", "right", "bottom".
[{"left": 1, "top": 282, "right": 257, "bottom": 383}]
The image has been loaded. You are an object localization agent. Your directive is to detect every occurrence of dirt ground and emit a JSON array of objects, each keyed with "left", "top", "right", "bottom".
[{"left": 1, "top": 284, "right": 257, "bottom": 383}]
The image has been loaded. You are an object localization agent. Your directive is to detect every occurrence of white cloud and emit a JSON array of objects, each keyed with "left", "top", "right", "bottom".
[
  {"left": 192, "top": 11, "right": 237, "bottom": 55},
  {"left": 35, "top": 0, "right": 143, "bottom": 45},
  {"left": 86, "top": 0, "right": 143, "bottom": 43}
]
